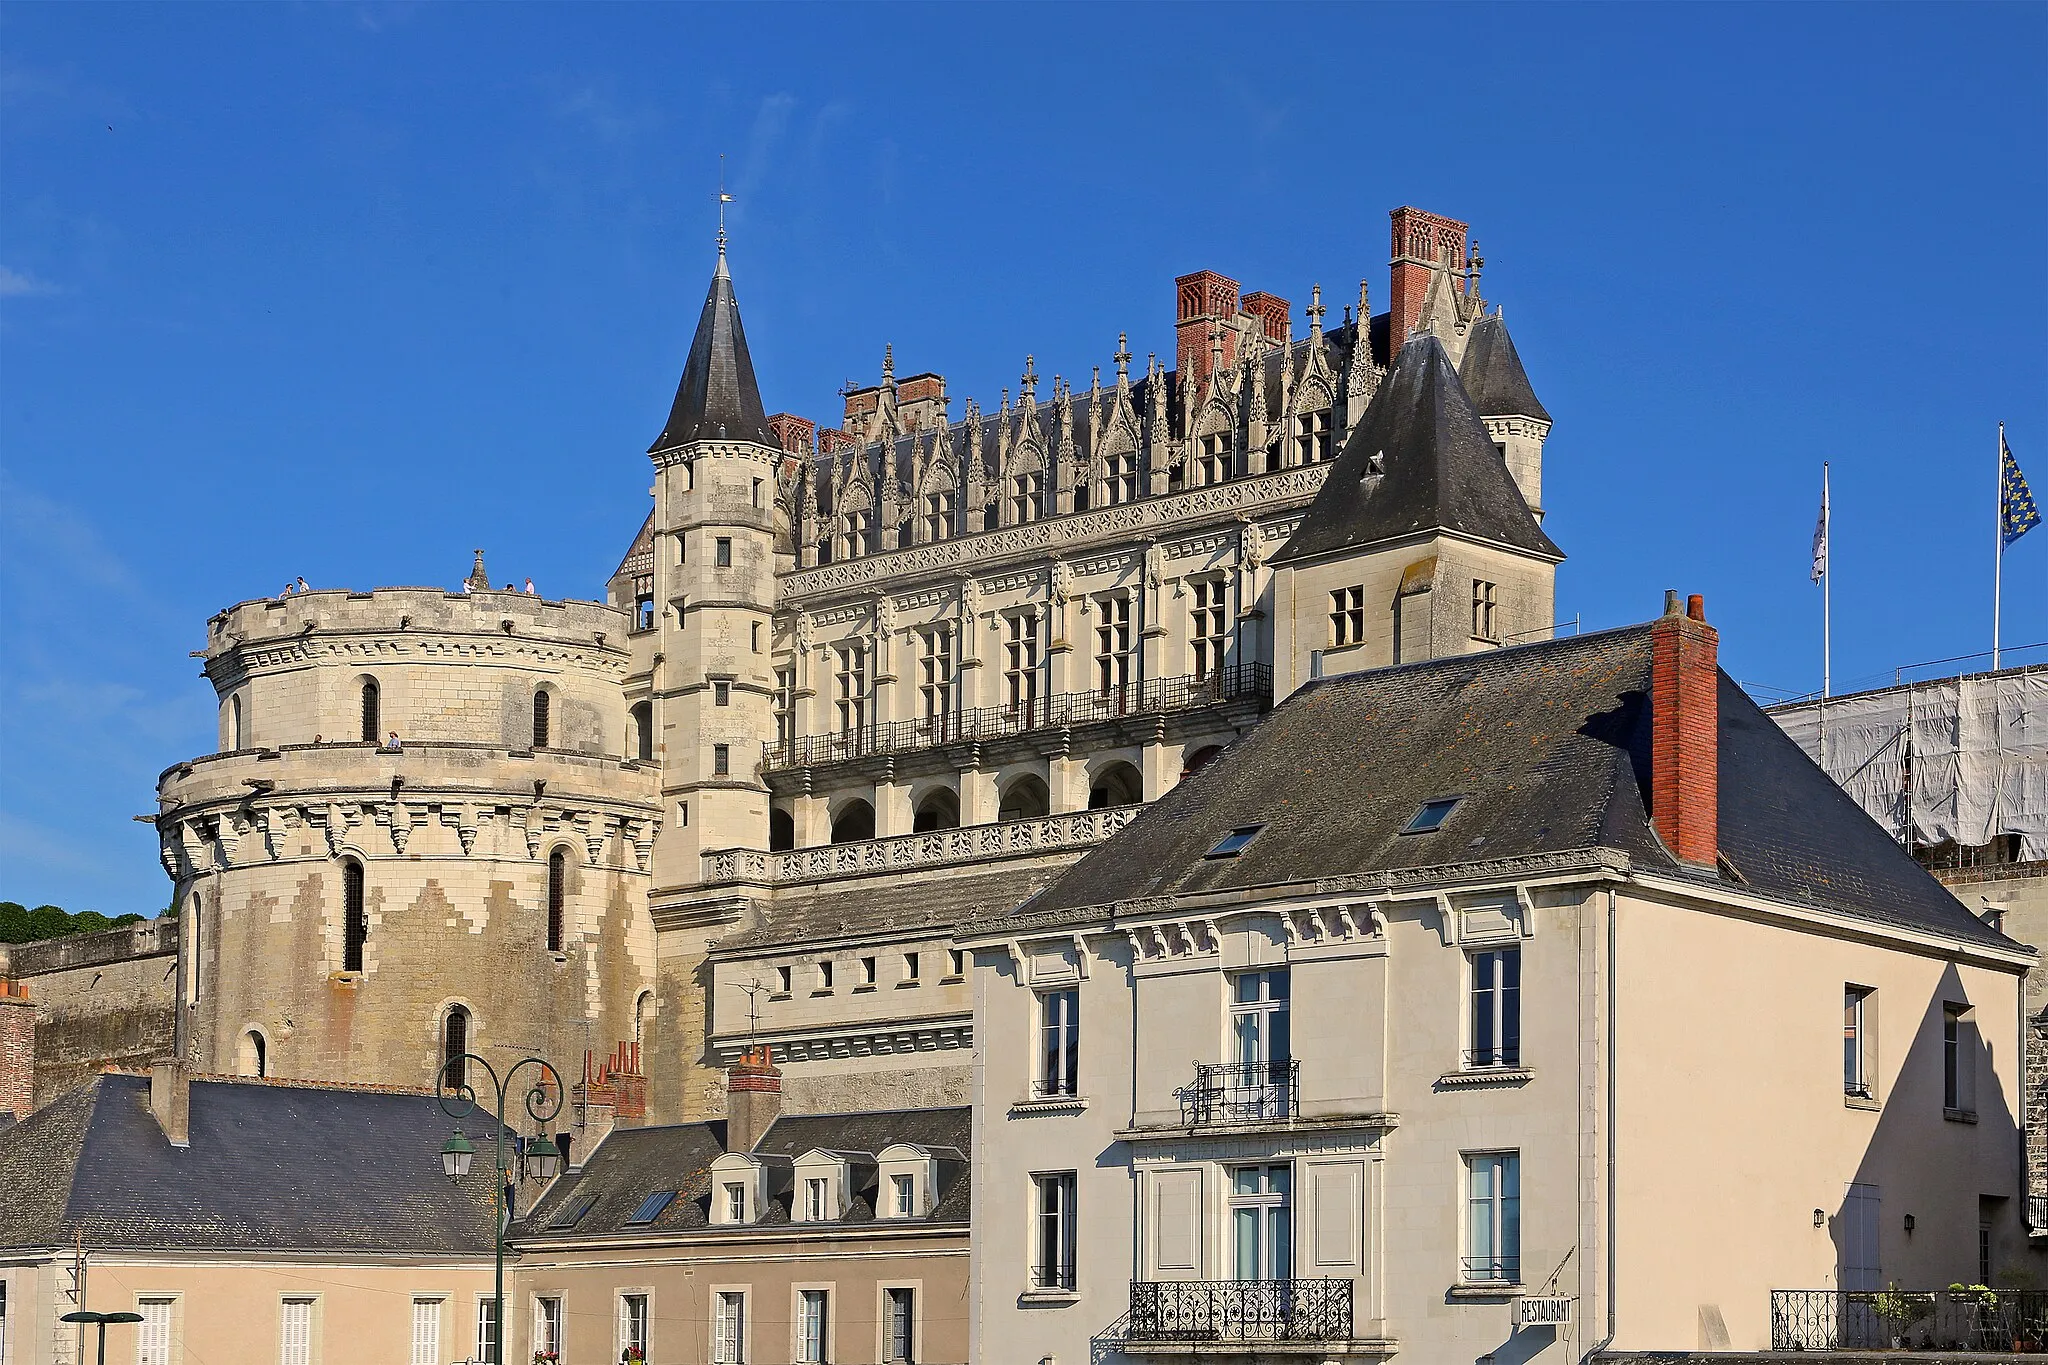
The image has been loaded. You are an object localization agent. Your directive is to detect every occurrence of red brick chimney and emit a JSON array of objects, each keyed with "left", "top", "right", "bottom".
[
  {"left": 1387, "top": 207, "right": 1469, "bottom": 345},
  {"left": 725, "top": 1045, "right": 782, "bottom": 1153},
  {"left": 1175, "top": 270, "right": 1241, "bottom": 397},
  {"left": 1240, "top": 292, "right": 1291, "bottom": 344},
  {"left": 1650, "top": 591, "right": 1720, "bottom": 868},
  {"left": 0, "top": 979, "right": 33, "bottom": 1120},
  {"left": 767, "top": 413, "right": 817, "bottom": 458}
]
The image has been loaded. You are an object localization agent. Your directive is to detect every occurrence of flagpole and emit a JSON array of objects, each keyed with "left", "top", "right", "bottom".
[
  {"left": 1822, "top": 461, "right": 1831, "bottom": 700},
  {"left": 1995, "top": 421, "right": 2004, "bottom": 671}
]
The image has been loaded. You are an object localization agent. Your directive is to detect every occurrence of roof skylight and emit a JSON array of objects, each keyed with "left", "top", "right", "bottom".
[
  {"left": 1401, "top": 798, "right": 1461, "bottom": 834},
  {"left": 547, "top": 1192, "right": 599, "bottom": 1230},
  {"left": 624, "top": 1191, "right": 676, "bottom": 1226},
  {"left": 1205, "top": 825, "right": 1264, "bottom": 859}
]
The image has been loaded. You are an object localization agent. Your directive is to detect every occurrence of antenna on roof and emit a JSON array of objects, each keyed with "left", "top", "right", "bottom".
[
  {"left": 737, "top": 979, "right": 769, "bottom": 1039},
  {"left": 717, "top": 153, "right": 734, "bottom": 259}
]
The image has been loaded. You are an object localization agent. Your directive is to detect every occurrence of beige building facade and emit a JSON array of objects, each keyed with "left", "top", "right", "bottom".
[{"left": 964, "top": 599, "right": 2035, "bottom": 1360}]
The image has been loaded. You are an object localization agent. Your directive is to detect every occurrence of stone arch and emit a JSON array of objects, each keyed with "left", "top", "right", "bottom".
[
  {"left": 1087, "top": 760, "right": 1144, "bottom": 810},
  {"left": 1193, "top": 400, "right": 1235, "bottom": 487},
  {"left": 830, "top": 796, "right": 876, "bottom": 844},
  {"left": 1182, "top": 743, "right": 1225, "bottom": 778},
  {"left": 629, "top": 700, "right": 654, "bottom": 762},
  {"left": 355, "top": 674, "right": 382, "bottom": 744},
  {"left": 912, "top": 784, "right": 961, "bottom": 833},
  {"left": 440, "top": 1001, "right": 472, "bottom": 1089},
  {"left": 633, "top": 989, "right": 655, "bottom": 1048},
  {"left": 768, "top": 806, "right": 795, "bottom": 852},
  {"left": 998, "top": 773, "right": 1051, "bottom": 822},
  {"left": 237, "top": 1025, "right": 269, "bottom": 1078}
]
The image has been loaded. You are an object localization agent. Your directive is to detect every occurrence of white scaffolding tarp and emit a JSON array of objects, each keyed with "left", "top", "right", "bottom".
[{"left": 1770, "top": 668, "right": 2048, "bottom": 861}]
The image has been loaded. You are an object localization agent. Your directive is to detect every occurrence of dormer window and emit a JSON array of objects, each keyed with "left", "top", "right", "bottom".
[{"left": 877, "top": 1141, "right": 957, "bottom": 1220}]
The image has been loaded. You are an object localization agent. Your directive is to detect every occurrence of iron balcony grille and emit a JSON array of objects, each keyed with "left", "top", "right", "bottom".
[
  {"left": 1126, "top": 1279, "right": 1353, "bottom": 1344},
  {"left": 1460, "top": 1257, "right": 1520, "bottom": 1284},
  {"left": 1031, "top": 1077, "right": 1079, "bottom": 1100},
  {"left": 1771, "top": 1289, "right": 2048, "bottom": 1352},
  {"left": 1463, "top": 1046, "right": 1522, "bottom": 1069},
  {"left": 2033, "top": 1195, "right": 2048, "bottom": 1231},
  {"left": 765, "top": 662, "right": 1271, "bottom": 769},
  {"left": 1032, "top": 1264, "right": 1077, "bottom": 1292},
  {"left": 1175, "top": 1060, "right": 1299, "bottom": 1126}
]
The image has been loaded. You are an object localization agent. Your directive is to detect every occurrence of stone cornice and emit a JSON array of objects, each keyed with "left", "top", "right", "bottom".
[
  {"left": 957, "top": 848, "right": 1631, "bottom": 940},
  {"left": 779, "top": 465, "right": 1328, "bottom": 606},
  {"left": 650, "top": 438, "right": 785, "bottom": 470},
  {"left": 706, "top": 1016, "right": 972, "bottom": 1066},
  {"left": 701, "top": 807, "right": 1137, "bottom": 891}
]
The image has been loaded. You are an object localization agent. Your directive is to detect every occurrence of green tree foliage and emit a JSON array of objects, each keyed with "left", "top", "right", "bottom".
[{"left": 0, "top": 902, "right": 149, "bottom": 944}]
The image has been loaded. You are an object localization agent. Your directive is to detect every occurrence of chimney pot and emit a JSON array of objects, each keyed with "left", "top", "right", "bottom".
[
  {"left": 1687, "top": 594, "right": 1706, "bottom": 623},
  {"left": 1663, "top": 589, "right": 1681, "bottom": 616}
]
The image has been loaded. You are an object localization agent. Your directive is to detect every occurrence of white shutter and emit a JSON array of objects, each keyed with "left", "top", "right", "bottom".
[
  {"left": 138, "top": 1301, "right": 174, "bottom": 1365},
  {"left": 278, "top": 1300, "right": 312, "bottom": 1365},
  {"left": 411, "top": 1300, "right": 440, "bottom": 1365}
]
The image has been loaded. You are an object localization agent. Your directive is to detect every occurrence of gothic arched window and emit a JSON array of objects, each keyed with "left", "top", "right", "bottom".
[
  {"left": 443, "top": 1005, "right": 470, "bottom": 1089},
  {"left": 342, "top": 859, "right": 367, "bottom": 972},
  {"left": 532, "top": 689, "right": 552, "bottom": 749},
  {"left": 546, "top": 848, "right": 567, "bottom": 953},
  {"left": 360, "top": 679, "right": 380, "bottom": 744}
]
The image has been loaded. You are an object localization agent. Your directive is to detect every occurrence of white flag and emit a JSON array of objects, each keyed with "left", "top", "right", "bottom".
[{"left": 1811, "top": 465, "right": 1829, "bottom": 584}]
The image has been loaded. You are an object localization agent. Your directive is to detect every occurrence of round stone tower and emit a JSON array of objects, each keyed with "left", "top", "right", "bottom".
[{"left": 155, "top": 578, "right": 662, "bottom": 1099}]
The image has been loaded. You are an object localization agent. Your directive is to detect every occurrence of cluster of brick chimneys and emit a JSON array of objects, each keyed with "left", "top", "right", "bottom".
[{"left": 1651, "top": 591, "right": 1720, "bottom": 868}]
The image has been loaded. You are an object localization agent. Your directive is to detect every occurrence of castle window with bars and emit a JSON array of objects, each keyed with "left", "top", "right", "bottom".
[
  {"left": 546, "top": 848, "right": 566, "bottom": 953},
  {"left": 342, "top": 859, "right": 367, "bottom": 972}
]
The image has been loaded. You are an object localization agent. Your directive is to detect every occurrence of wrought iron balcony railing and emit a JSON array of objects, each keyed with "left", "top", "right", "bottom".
[
  {"left": 766, "top": 662, "right": 1271, "bottom": 769},
  {"left": 2032, "top": 1194, "right": 2048, "bottom": 1232},
  {"left": 1771, "top": 1289, "right": 2048, "bottom": 1352},
  {"left": 1126, "top": 1279, "right": 1353, "bottom": 1345},
  {"left": 1463, "top": 1046, "right": 1521, "bottom": 1070},
  {"left": 1174, "top": 1060, "right": 1299, "bottom": 1126},
  {"left": 1032, "top": 1263, "right": 1078, "bottom": 1292},
  {"left": 1459, "top": 1256, "right": 1520, "bottom": 1284}
]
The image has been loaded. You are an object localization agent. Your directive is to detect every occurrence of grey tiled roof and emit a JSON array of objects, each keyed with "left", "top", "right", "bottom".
[
  {"left": 649, "top": 254, "right": 778, "bottom": 452},
  {"left": 1458, "top": 314, "right": 1551, "bottom": 423},
  {"left": 1008, "top": 625, "right": 2016, "bottom": 952},
  {"left": 1272, "top": 332, "right": 1561, "bottom": 565},
  {"left": 0, "top": 1075, "right": 503, "bottom": 1253},
  {"left": 715, "top": 863, "right": 1071, "bottom": 953},
  {"left": 517, "top": 1106, "right": 970, "bottom": 1240}
]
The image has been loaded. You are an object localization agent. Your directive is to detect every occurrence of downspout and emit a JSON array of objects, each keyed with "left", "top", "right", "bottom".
[{"left": 1582, "top": 886, "right": 1619, "bottom": 1362}]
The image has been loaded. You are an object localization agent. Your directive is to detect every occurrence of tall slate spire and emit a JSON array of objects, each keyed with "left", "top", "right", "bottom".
[
  {"left": 648, "top": 248, "right": 777, "bottom": 453},
  {"left": 1271, "top": 332, "right": 1561, "bottom": 564}
]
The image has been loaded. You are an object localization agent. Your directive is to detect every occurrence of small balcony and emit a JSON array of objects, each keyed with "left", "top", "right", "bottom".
[
  {"left": 1174, "top": 1061, "right": 1299, "bottom": 1127},
  {"left": 1125, "top": 1279, "right": 1353, "bottom": 1348},
  {"left": 765, "top": 662, "right": 1271, "bottom": 771},
  {"left": 1771, "top": 1289, "right": 2048, "bottom": 1352}
]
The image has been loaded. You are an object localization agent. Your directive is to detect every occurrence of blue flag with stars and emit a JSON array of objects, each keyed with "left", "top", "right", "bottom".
[{"left": 2004, "top": 433, "right": 2041, "bottom": 547}]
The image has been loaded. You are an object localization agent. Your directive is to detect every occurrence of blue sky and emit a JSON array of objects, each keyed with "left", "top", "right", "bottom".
[{"left": 3, "top": 3, "right": 2044, "bottom": 914}]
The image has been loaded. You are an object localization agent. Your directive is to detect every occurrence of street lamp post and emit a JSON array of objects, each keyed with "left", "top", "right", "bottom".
[
  {"left": 61, "top": 1311, "right": 144, "bottom": 1365},
  {"left": 436, "top": 1052, "right": 564, "bottom": 1365}
]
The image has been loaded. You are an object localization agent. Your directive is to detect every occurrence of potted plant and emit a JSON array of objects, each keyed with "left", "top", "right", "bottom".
[
  {"left": 622, "top": 1349, "right": 646, "bottom": 1364},
  {"left": 533, "top": 1352, "right": 560, "bottom": 1365}
]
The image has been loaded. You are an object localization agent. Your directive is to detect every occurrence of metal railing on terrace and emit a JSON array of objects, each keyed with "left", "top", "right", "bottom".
[
  {"left": 765, "top": 662, "right": 1271, "bottom": 769},
  {"left": 1771, "top": 1289, "right": 2048, "bottom": 1352},
  {"left": 1125, "top": 1279, "right": 1353, "bottom": 1345},
  {"left": 1174, "top": 1060, "right": 1299, "bottom": 1126}
]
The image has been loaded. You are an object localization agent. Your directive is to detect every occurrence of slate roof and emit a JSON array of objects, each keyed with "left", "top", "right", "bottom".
[
  {"left": 1006, "top": 624, "right": 2017, "bottom": 953},
  {"left": 1272, "top": 332, "right": 1561, "bottom": 566},
  {"left": 518, "top": 1106, "right": 970, "bottom": 1240},
  {"left": 715, "top": 863, "right": 1073, "bottom": 953},
  {"left": 0, "top": 1074, "right": 502, "bottom": 1253},
  {"left": 649, "top": 251, "right": 778, "bottom": 453},
  {"left": 1458, "top": 314, "right": 1551, "bottom": 423}
]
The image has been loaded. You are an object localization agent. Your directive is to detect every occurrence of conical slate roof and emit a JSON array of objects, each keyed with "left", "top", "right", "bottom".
[
  {"left": 1271, "top": 332, "right": 1561, "bottom": 565},
  {"left": 1458, "top": 313, "right": 1550, "bottom": 423},
  {"left": 648, "top": 252, "right": 777, "bottom": 453}
]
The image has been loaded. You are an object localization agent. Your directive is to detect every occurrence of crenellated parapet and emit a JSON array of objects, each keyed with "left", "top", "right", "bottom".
[
  {"left": 155, "top": 742, "right": 661, "bottom": 879},
  {"left": 198, "top": 588, "right": 638, "bottom": 755}
]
